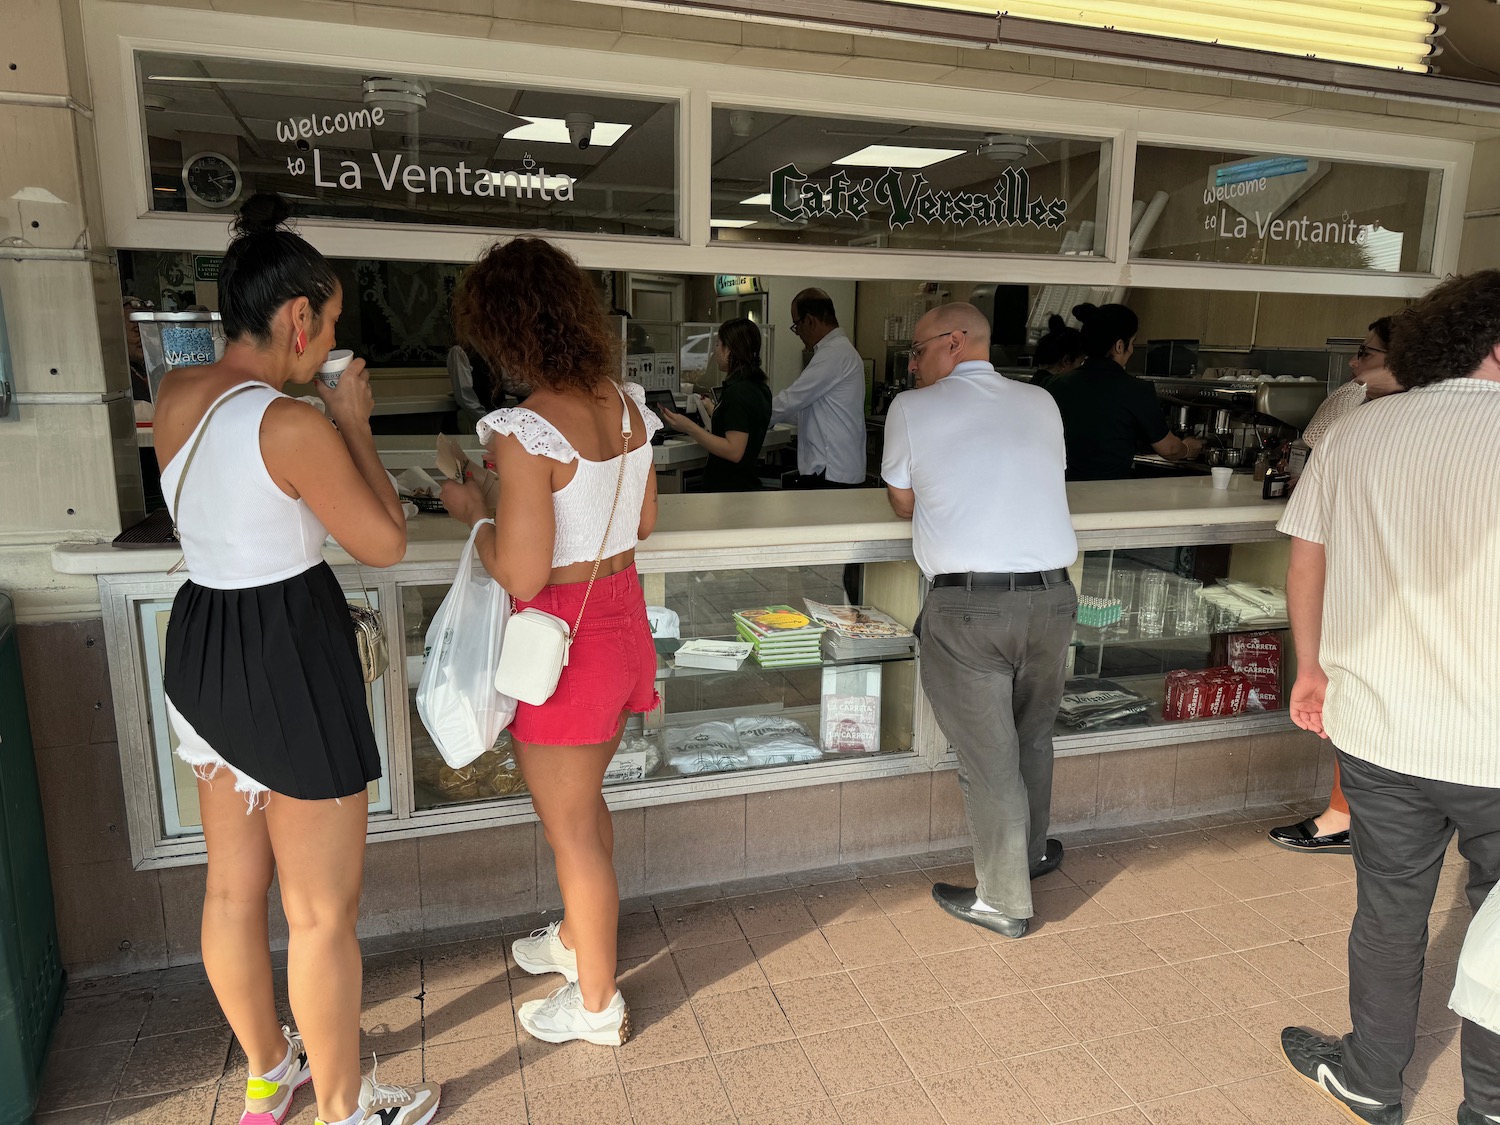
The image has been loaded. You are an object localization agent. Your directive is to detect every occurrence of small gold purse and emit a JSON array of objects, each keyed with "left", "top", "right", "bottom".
[{"left": 347, "top": 599, "right": 388, "bottom": 684}]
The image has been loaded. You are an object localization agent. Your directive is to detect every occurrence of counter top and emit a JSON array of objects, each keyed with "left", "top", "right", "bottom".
[{"left": 52, "top": 475, "right": 1285, "bottom": 577}]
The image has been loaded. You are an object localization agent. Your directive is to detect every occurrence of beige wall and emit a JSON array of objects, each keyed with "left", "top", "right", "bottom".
[
  {"left": 1460, "top": 137, "right": 1500, "bottom": 273},
  {"left": 1, "top": 0, "right": 137, "bottom": 623},
  {"left": 1129, "top": 288, "right": 1409, "bottom": 350}
]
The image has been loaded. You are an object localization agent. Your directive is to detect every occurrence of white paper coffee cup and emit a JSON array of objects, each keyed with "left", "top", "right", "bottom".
[
  {"left": 1211, "top": 467, "right": 1234, "bottom": 490},
  {"left": 317, "top": 349, "right": 354, "bottom": 387}
]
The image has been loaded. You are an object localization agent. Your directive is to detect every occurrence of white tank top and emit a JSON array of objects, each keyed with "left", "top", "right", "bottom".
[
  {"left": 160, "top": 382, "right": 329, "bottom": 590},
  {"left": 476, "top": 381, "right": 661, "bottom": 568}
]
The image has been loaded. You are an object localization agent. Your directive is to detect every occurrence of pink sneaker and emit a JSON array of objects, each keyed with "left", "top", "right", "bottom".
[{"left": 240, "top": 1026, "right": 311, "bottom": 1125}]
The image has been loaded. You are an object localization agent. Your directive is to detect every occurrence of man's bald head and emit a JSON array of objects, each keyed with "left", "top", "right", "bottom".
[
  {"left": 908, "top": 303, "right": 993, "bottom": 387},
  {"left": 925, "top": 302, "right": 992, "bottom": 348}
]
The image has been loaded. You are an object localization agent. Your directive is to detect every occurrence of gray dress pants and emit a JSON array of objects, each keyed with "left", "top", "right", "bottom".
[
  {"left": 1338, "top": 749, "right": 1500, "bottom": 1113},
  {"left": 918, "top": 581, "right": 1076, "bottom": 918}
]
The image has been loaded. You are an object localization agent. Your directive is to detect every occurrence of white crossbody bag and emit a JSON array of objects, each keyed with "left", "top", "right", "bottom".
[{"left": 493, "top": 388, "right": 633, "bottom": 706}]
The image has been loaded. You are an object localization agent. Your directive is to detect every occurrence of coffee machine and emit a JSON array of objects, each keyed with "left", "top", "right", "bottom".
[{"left": 1150, "top": 375, "right": 1326, "bottom": 469}]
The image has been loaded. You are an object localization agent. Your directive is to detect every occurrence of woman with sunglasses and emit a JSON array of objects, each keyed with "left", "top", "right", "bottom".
[
  {"left": 660, "top": 317, "right": 772, "bottom": 492},
  {"left": 1268, "top": 315, "right": 1402, "bottom": 857}
]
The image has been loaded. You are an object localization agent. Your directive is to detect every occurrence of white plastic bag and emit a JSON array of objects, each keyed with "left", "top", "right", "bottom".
[
  {"left": 1450, "top": 881, "right": 1500, "bottom": 1035},
  {"left": 415, "top": 519, "right": 515, "bottom": 769}
]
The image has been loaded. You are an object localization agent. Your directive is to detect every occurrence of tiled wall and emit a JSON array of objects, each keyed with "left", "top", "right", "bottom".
[{"left": 20, "top": 620, "right": 1328, "bottom": 978}]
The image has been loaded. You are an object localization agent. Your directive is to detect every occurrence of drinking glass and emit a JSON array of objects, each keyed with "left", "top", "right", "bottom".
[
  {"left": 1104, "top": 567, "right": 1134, "bottom": 639},
  {"left": 1173, "top": 578, "right": 1206, "bottom": 635},
  {"left": 1139, "top": 570, "right": 1168, "bottom": 635}
]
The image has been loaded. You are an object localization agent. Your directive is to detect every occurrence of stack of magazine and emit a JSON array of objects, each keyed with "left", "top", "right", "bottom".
[
  {"left": 733, "top": 605, "right": 825, "bottom": 668},
  {"left": 803, "top": 600, "right": 916, "bottom": 662}
]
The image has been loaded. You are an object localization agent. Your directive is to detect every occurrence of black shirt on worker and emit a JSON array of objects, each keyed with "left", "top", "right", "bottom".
[
  {"left": 702, "top": 369, "right": 773, "bottom": 492},
  {"left": 1045, "top": 356, "right": 1170, "bottom": 481}
]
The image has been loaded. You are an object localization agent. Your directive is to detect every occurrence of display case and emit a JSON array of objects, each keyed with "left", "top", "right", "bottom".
[
  {"left": 72, "top": 479, "right": 1301, "bottom": 866},
  {"left": 403, "top": 561, "right": 920, "bottom": 815},
  {"left": 1055, "top": 542, "right": 1292, "bottom": 754}
]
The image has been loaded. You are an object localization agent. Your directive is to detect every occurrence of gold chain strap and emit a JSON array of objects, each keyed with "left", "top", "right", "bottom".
[{"left": 569, "top": 408, "right": 632, "bottom": 640}]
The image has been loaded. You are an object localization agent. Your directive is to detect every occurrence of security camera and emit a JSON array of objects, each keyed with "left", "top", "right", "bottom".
[{"left": 565, "top": 112, "right": 595, "bottom": 151}]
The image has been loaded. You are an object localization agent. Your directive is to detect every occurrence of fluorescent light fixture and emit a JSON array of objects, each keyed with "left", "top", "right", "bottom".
[
  {"left": 710, "top": 219, "right": 757, "bottom": 228},
  {"left": 740, "top": 193, "right": 772, "bottom": 206},
  {"left": 834, "top": 145, "right": 966, "bottom": 169},
  {"left": 504, "top": 117, "right": 631, "bottom": 146},
  {"left": 986, "top": 0, "right": 1443, "bottom": 72},
  {"left": 481, "top": 172, "right": 575, "bottom": 192}
]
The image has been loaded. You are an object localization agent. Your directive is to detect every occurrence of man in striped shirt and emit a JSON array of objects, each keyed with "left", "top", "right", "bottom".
[{"left": 1274, "top": 271, "right": 1500, "bottom": 1125}]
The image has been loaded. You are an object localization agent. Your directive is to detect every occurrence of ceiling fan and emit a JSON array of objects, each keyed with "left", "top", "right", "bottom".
[{"left": 144, "top": 70, "right": 530, "bottom": 135}]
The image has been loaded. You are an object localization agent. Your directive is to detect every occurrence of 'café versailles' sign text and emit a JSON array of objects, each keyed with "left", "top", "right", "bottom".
[{"left": 768, "top": 163, "right": 1067, "bottom": 230}]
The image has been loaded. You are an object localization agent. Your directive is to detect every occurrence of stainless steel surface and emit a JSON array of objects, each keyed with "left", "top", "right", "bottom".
[{"left": 1254, "top": 382, "right": 1326, "bottom": 430}]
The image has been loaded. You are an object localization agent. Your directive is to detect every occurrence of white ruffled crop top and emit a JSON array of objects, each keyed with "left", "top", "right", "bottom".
[{"left": 476, "top": 380, "right": 662, "bottom": 568}]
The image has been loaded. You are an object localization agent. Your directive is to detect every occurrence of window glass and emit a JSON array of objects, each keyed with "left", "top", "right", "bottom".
[
  {"left": 1133, "top": 144, "right": 1442, "bottom": 273},
  {"left": 138, "top": 52, "right": 679, "bottom": 238},
  {"left": 710, "top": 106, "right": 1109, "bottom": 256}
]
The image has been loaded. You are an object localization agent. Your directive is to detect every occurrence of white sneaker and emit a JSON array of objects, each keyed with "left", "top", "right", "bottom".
[
  {"left": 352, "top": 1058, "right": 440, "bottom": 1125},
  {"left": 511, "top": 921, "right": 578, "bottom": 982},
  {"left": 517, "top": 981, "right": 630, "bottom": 1046},
  {"left": 240, "top": 1026, "right": 311, "bottom": 1125}
]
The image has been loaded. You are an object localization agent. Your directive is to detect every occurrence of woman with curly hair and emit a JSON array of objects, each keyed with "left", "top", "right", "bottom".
[{"left": 440, "top": 237, "right": 659, "bottom": 1047}]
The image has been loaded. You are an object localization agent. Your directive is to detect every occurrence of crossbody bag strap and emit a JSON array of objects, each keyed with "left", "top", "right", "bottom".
[
  {"left": 170, "top": 383, "right": 265, "bottom": 536},
  {"left": 567, "top": 384, "right": 636, "bottom": 639},
  {"left": 166, "top": 383, "right": 264, "bottom": 576}
]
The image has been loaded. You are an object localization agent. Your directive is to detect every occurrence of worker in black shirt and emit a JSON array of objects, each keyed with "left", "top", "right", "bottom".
[
  {"left": 1046, "top": 302, "right": 1203, "bottom": 480},
  {"left": 661, "top": 317, "right": 772, "bottom": 492}
]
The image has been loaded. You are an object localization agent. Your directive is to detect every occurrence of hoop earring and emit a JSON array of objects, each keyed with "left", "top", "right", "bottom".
[{"left": 294, "top": 329, "right": 307, "bottom": 357}]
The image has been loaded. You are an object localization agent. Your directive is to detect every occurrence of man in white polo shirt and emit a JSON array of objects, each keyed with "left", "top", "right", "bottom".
[
  {"left": 1275, "top": 271, "right": 1500, "bottom": 1125},
  {"left": 881, "top": 302, "right": 1077, "bottom": 938}
]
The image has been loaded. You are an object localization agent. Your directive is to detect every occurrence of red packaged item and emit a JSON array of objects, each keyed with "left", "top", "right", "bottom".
[
  {"left": 1227, "top": 631, "right": 1283, "bottom": 710},
  {"left": 1163, "top": 667, "right": 1253, "bottom": 720}
]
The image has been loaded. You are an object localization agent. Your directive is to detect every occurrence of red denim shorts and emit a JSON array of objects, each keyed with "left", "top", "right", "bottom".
[{"left": 508, "top": 565, "right": 660, "bottom": 747}]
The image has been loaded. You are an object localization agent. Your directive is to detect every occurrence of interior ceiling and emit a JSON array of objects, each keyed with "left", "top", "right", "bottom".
[{"left": 1438, "top": 0, "right": 1500, "bottom": 84}]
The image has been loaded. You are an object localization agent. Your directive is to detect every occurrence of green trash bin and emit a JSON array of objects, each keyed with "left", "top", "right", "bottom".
[{"left": 0, "top": 593, "right": 64, "bottom": 1125}]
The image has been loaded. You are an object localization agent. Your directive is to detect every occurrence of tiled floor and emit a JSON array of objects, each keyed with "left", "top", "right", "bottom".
[{"left": 37, "top": 799, "right": 1477, "bottom": 1125}]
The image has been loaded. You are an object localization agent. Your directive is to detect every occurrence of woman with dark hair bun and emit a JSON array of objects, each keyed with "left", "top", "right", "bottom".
[
  {"left": 661, "top": 316, "right": 773, "bottom": 491},
  {"left": 153, "top": 194, "right": 438, "bottom": 1125},
  {"left": 1044, "top": 301, "right": 1203, "bottom": 480},
  {"left": 1031, "top": 313, "right": 1085, "bottom": 391},
  {"left": 442, "top": 237, "right": 661, "bottom": 1048}
]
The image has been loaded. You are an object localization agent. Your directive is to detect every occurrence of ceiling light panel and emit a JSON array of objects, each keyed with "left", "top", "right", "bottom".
[
  {"left": 505, "top": 117, "right": 632, "bottom": 145},
  {"left": 710, "top": 218, "right": 758, "bottom": 227},
  {"left": 834, "top": 145, "right": 967, "bottom": 168}
]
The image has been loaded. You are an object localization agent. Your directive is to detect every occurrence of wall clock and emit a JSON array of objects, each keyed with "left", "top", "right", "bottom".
[{"left": 181, "top": 152, "right": 242, "bottom": 209}]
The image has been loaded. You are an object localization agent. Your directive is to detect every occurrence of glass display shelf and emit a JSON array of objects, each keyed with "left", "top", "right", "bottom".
[
  {"left": 656, "top": 644, "right": 916, "bottom": 682},
  {"left": 1071, "top": 619, "right": 1289, "bottom": 647}
]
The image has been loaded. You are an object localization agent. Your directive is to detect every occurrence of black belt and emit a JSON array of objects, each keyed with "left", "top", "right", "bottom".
[{"left": 932, "top": 569, "right": 1071, "bottom": 590}]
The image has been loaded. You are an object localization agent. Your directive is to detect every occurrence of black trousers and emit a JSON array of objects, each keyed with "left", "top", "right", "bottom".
[{"left": 1339, "top": 749, "right": 1500, "bottom": 1112}]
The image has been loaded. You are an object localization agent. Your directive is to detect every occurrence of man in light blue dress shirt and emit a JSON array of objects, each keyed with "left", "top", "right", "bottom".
[{"left": 772, "top": 290, "right": 868, "bottom": 487}]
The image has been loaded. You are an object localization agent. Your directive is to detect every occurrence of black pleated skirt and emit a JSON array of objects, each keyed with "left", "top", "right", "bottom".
[{"left": 163, "top": 561, "right": 381, "bottom": 801}]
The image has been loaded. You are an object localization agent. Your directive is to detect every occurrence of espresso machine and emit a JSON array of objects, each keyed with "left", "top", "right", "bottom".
[{"left": 1150, "top": 375, "right": 1327, "bottom": 470}]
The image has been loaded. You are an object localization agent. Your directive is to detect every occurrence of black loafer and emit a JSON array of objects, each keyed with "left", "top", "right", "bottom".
[
  {"left": 931, "top": 883, "right": 1027, "bottom": 939},
  {"left": 1268, "top": 818, "right": 1352, "bottom": 855},
  {"left": 1031, "top": 839, "right": 1064, "bottom": 880},
  {"left": 1280, "top": 1027, "right": 1403, "bottom": 1124}
]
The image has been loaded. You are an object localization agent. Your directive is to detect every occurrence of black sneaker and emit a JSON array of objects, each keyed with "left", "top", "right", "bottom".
[
  {"left": 1268, "top": 818, "right": 1352, "bottom": 855},
  {"left": 1459, "top": 1103, "right": 1500, "bottom": 1125},
  {"left": 1280, "top": 1027, "right": 1402, "bottom": 1124}
]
